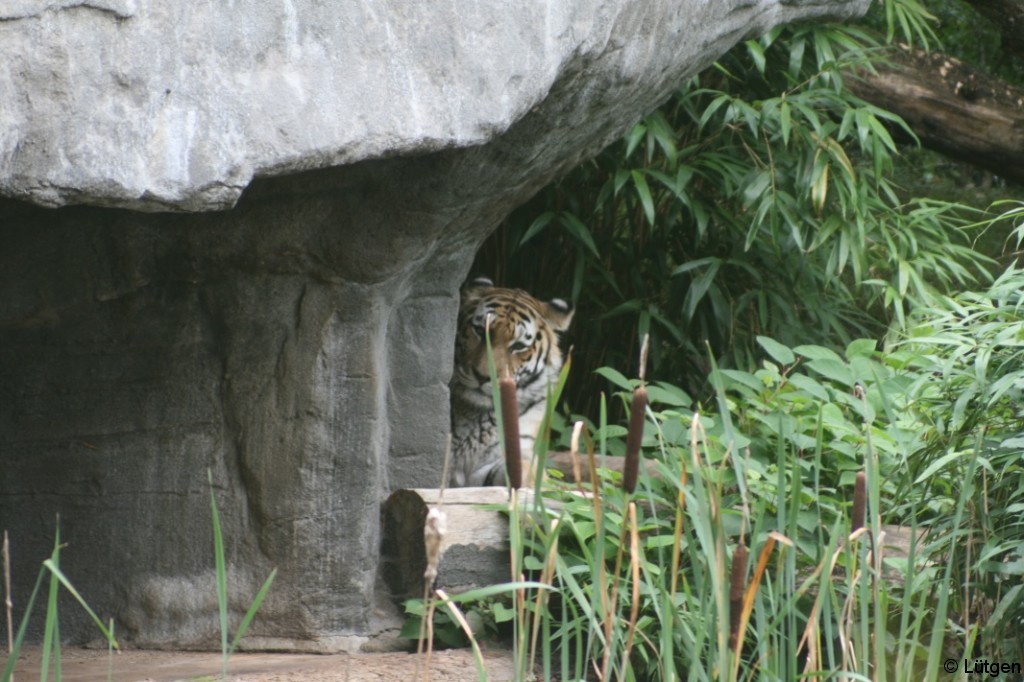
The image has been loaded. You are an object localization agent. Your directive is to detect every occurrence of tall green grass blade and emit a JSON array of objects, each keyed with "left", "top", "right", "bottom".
[
  {"left": 228, "top": 568, "right": 278, "bottom": 656},
  {"left": 40, "top": 527, "right": 60, "bottom": 682},
  {"left": 439, "top": 581, "right": 554, "bottom": 603},
  {"left": 208, "top": 469, "right": 277, "bottom": 676},
  {"left": 924, "top": 437, "right": 980, "bottom": 681},
  {"left": 434, "top": 590, "right": 488, "bottom": 682},
  {"left": 40, "top": 561, "right": 117, "bottom": 647},
  {"left": 208, "top": 469, "right": 230, "bottom": 678},
  {"left": 1, "top": 566, "right": 46, "bottom": 682},
  {"left": 107, "top": 618, "right": 115, "bottom": 682}
]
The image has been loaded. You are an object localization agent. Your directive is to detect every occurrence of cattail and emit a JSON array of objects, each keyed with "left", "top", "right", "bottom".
[
  {"left": 423, "top": 506, "right": 447, "bottom": 586},
  {"left": 570, "top": 420, "right": 584, "bottom": 487},
  {"left": 499, "top": 376, "right": 522, "bottom": 489},
  {"left": 623, "top": 333, "right": 651, "bottom": 495},
  {"left": 728, "top": 542, "right": 748, "bottom": 651},
  {"left": 852, "top": 470, "right": 866, "bottom": 533},
  {"left": 622, "top": 385, "right": 647, "bottom": 494}
]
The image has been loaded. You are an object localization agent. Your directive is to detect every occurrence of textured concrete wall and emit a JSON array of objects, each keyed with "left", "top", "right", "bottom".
[{"left": 0, "top": 0, "right": 868, "bottom": 650}]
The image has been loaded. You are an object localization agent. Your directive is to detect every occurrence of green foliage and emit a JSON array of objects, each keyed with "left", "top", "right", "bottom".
[
  {"left": 402, "top": 599, "right": 470, "bottom": 649},
  {"left": 482, "top": 316, "right": 1016, "bottom": 679},
  {"left": 883, "top": 0, "right": 1024, "bottom": 86},
  {"left": 2, "top": 524, "right": 120, "bottom": 682},
  {"left": 474, "top": 6, "right": 994, "bottom": 414},
  {"left": 893, "top": 264, "right": 1024, "bottom": 660},
  {"left": 433, "top": 333, "right": 928, "bottom": 679},
  {"left": 0, "top": 479, "right": 278, "bottom": 682},
  {"left": 443, "top": 1, "right": 1024, "bottom": 677},
  {"left": 415, "top": 255, "right": 1023, "bottom": 676},
  {"left": 401, "top": 595, "right": 510, "bottom": 648}
]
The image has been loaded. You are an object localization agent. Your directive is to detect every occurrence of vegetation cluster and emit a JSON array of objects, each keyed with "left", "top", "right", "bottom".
[{"left": 432, "top": 0, "right": 1024, "bottom": 678}]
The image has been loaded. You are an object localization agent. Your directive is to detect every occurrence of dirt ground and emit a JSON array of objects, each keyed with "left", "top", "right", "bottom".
[{"left": 11, "top": 645, "right": 519, "bottom": 681}]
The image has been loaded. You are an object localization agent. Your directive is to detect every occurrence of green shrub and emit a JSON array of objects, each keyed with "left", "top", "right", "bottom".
[
  {"left": 474, "top": 2, "right": 993, "bottom": 414},
  {"left": 488, "top": 322, "right": 1013, "bottom": 678},
  {"left": 893, "top": 263, "right": 1024, "bottom": 661}
]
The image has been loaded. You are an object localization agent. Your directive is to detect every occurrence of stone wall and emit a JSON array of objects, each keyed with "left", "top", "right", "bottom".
[{"left": 0, "top": 0, "right": 868, "bottom": 650}]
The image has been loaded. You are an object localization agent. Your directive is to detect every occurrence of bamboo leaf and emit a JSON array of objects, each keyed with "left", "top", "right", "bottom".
[{"left": 631, "top": 170, "right": 656, "bottom": 226}]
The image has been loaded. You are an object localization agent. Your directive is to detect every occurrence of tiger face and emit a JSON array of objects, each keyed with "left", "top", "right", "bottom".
[{"left": 452, "top": 278, "right": 573, "bottom": 412}]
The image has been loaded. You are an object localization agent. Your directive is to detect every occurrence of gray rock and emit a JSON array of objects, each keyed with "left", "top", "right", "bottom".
[
  {"left": 0, "top": 0, "right": 868, "bottom": 649},
  {"left": 1, "top": 0, "right": 866, "bottom": 212}
]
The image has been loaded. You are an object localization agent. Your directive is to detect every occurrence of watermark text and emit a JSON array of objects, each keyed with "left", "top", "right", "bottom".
[{"left": 945, "top": 658, "right": 1023, "bottom": 677}]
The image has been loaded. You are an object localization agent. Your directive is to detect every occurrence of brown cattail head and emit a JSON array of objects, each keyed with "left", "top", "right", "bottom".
[
  {"left": 852, "top": 470, "right": 867, "bottom": 533},
  {"left": 728, "top": 542, "right": 748, "bottom": 650},
  {"left": 499, "top": 376, "right": 522, "bottom": 489},
  {"left": 623, "top": 386, "right": 647, "bottom": 494}
]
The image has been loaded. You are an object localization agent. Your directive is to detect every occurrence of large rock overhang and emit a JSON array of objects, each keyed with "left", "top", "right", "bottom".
[{"left": 0, "top": 0, "right": 868, "bottom": 650}]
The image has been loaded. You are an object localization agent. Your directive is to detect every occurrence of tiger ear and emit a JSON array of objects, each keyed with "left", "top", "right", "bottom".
[
  {"left": 543, "top": 297, "right": 574, "bottom": 332},
  {"left": 460, "top": 277, "right": 494, "bottom": 305},
  {"left": 463, "top": 276, "right": 494, "bottom": 291}
]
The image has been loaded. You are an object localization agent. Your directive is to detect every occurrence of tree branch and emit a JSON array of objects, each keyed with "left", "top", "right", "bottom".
[{"left": 847, "top": 47, "right": 1024, "bottom": 185}]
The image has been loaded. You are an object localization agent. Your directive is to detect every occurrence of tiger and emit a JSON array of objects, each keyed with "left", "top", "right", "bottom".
[{"left": 449, "top": 277, "right": 573, "bottom": 487}]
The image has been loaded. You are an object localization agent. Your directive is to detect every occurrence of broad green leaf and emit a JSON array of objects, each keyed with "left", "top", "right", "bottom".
[
  {"left": 794, "top": 345, "right": 844, "bottom": 362},
  {"left": 649, "top": 382, "right": 692, "bottom": 407},
  {"left": 594, "top": 366, "right": 634, "bottom": 391},
  {"left": 806, "top": 359, "right": 854, "bottom": 386},
  {"left": 491, "top": 601, "right": 516, "bottom": 623},
  {"left": 845, "top": 338, "right": 877, "bottom": 360},
  {"left": 716, "top": 369, "right": 765, "bottom": 393},
  {"left": 787, "top": 374, "right": 831, "bottom": 402},
  {"left": 757, "top": 336, "right": 796, "bottom": 366}
]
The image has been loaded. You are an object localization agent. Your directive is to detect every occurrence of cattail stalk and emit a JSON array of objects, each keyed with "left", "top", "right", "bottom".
[
  {"left": 620, "top": 502, "right": 642, "bottom": 678},
  {"left": 499, "top": 376, "right": 522, "bottom": 489},
  {"left": 622, "top": 385, "right": 647, "bottom": 494},
  {"left": 728, "top": 542, "right": 748, "bottom": 651},
  {"left": 423, "top": 507, "right": 447, "bottom": 587},
  {"left": 623, "top": 333, "right": 651, "bottom": 494},
  {"left": 852, "top": 471, "right": 866, "bottom": 533},
  {"left": 638, "top": 333, "right": 650, "bottom": 383},
  {"left": 569, "top": 420, "right": 585, "bottom": 490},
  {"left": 418, "top": 505, "right": 447, "bottom": 666}
]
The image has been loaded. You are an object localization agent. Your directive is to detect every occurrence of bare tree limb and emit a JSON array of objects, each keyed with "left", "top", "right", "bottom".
[{"left": 847, "top": 47, "right": 1024, "bottom": 185}]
